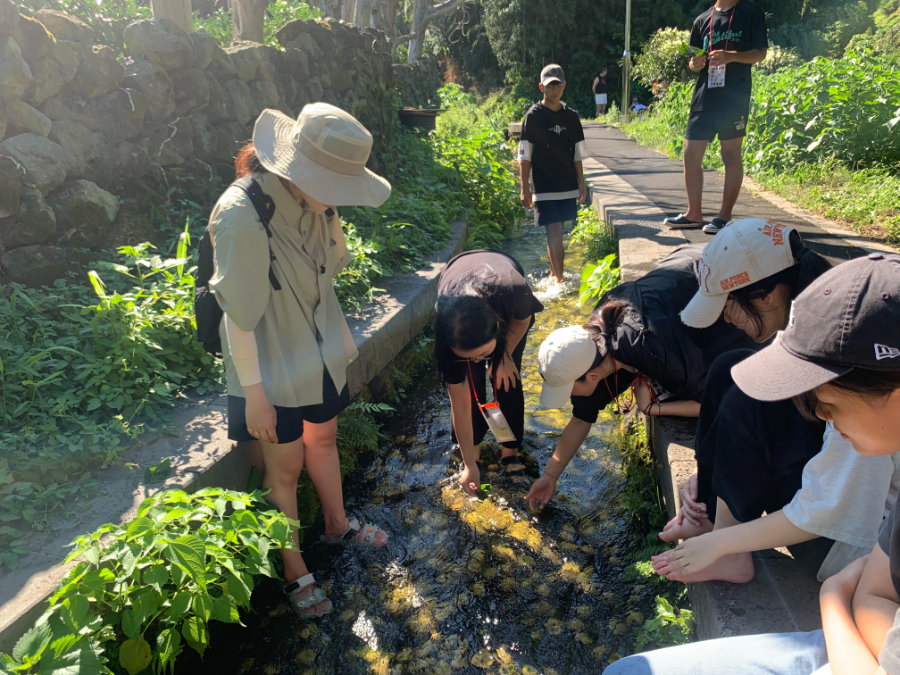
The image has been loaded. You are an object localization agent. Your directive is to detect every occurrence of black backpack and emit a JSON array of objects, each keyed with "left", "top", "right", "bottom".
[{"left": 194, "top": 176, "right": 282, "bottom": 356}]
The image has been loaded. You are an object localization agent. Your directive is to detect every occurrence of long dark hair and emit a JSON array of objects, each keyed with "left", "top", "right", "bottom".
[
  {"left": 577, "top": 300, "right": 627, "bottom": 380},
  {"left": 794, "top": 369, "right": 900, "bottom": 421},
  {"left": 435, "top": 294, "right": 506, "bottom": 383},
  {"left": 731, "top": 231, "right": 831, "bottom": 337}
]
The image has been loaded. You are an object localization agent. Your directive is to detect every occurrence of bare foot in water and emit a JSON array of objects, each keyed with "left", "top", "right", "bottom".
[
  {"left": 658, "top": 515, "right": 714, "bottom": 542},
  {"left": 652, "top": 550, "right": 755, "bottom": 584}
]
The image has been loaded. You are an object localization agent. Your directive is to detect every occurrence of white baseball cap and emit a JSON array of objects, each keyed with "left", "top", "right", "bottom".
[
  {"left": 538, "top": 326, "right": 599, "bottom": 409},
  {"left": 681, "top": 218, "right": 797, "bottom": 328}
]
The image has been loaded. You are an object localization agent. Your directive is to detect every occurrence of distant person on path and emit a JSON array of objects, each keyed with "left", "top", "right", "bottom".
[
  {"left": 518, "top": 64, "right": 588, "bottom": 285},
  {"left": 604, "top": 253, "right": 900, "bottom": 675},
  {"left": 207, "top": 104, "right": 391, "bottom": 618},
  {"left": 664, "top": 0, "right": 767, "bottom": 234},
  {"left": 435, "top": 250, "right": 544, "bottom": 496},
  {"left": 592, "top": 66, "right": 609, "bottom": 117}
]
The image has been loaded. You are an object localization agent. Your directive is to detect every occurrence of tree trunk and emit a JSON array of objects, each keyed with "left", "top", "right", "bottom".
[
  {"left": 406, "top": 0, "right": 468, "bottom": 63},
  {"left": 232, "top": 0, "right": 266, "bottom": 43},
  {"left": 151, "top": 0, "right": 193, "bottom": 34},
  {"left": 341, "top": 0, "right": 356, "bottom": 22},
  {"left": 353, "top": 0, "right": 374, "bottom": 27}
]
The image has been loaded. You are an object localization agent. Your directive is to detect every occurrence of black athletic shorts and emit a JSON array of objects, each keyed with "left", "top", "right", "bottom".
[
  {"left": 534, "top": 197, "right": 578, "bottom": 227},
  {"left": 227, "top": 370, "right": 350, "bottom": 444},
  {"left": 685, "top": 107, "right": 750, "bottom": 142}
]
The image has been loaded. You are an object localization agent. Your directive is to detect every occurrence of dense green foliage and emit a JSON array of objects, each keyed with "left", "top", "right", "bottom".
[
  {"left": 0, "top": 238, "right": 220, "bottom": 571},
  {"left": 190, "top": 0, "right": 322, "bottom": 48},
  {"left": 433, "top": 85, "right": 524, "bottom": 249},
  {"left": 614, "top": 418, "right": 693, "bottom": 652},
  {"left": 0, "top": 489, "right": 296, "bottom": 674}
]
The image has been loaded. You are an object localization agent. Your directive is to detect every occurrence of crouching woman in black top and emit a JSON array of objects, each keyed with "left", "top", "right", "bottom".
[
  {"left": 526, "top": 218, "right": 820, "bottom": 511},
  {"left": 435, "top": 250, "right": 544, "bottom": 496}
]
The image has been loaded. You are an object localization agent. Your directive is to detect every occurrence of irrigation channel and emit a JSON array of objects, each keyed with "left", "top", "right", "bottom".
[{"left": 189, "top": 223, "right": 659, "bottom": 675}]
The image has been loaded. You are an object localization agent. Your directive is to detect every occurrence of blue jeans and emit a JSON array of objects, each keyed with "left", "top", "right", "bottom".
[{"left": 603, "top": 630, "right": 830, "bottom": 675}]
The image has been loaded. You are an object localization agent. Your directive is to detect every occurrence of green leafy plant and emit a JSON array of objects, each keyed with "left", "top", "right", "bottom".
[
  {"left": 633, "top": 595, "right": 694, "bottom": 651},
  {"left": 0, "top": 489, "right": 296, "bottom": 675},
  {"left": 0, "top": 228, "right": 223, "bottom": 570},
  {"left": 579, "top": 254, "right": 621, "bottom": 307},
  {"left": 193, "top": 0, "right": 322, "bottom": 48},
  {"left": 336, "top": 401, "right": 395, "bottom": 452},
  {"left": 571, "top": 205, "right": 617, "bottom": 262}
]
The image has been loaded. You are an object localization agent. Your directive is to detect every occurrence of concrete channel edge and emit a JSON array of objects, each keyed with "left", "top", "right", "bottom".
[{"left": 0, "top": 220, "right": 468, "bottom": 653}]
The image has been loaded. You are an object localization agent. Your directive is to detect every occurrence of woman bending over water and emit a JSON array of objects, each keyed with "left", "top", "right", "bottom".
[
  {"left": 527, "top": 218, "right": 829, "bottom": 512},
  {"left": 435, "top": 250, "right": 544, "bottom": 496}
]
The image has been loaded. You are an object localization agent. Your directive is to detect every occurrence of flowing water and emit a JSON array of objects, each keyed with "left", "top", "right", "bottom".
[{"left": 190, "top": 223, "right": 654, "bottom": 675}]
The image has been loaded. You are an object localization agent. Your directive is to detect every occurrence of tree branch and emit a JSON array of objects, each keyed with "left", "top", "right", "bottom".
[
  {"left": 395, "top": 32, "right": 414, "bottom": 44},
  {"left": 424, "top": 0, "right": 468, "bottom": 21}
]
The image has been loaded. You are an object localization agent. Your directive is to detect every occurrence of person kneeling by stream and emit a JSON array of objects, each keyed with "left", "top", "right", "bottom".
[
  {"left": 526, "top": 223, "right": 788, "bottom": 511},
  {"left": 435, "top": 250, "right": 545, "bottom": 496}
]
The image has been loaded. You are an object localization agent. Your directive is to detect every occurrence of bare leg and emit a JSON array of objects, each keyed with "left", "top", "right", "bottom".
[
  {"left": 682, "top": 139, "right": 708, "bottom": 223},
  {"left": 600, "top": 104, "right": 607, "bottom": 116},
  {"left": 596, "top": 105, "right": 602, "bottom": 117},
  {"left": 260, "top": 438, "right": 331, "bottom": 612},
  {"left": 303, "top": 417, "right": 387, "bottom": 545},
  {"left": 545, "top": 221, "right": 564, "bottom": 283},
  {"left": 718, "top": 137, "right": 744, "bottom": 221},
  {"left": 663, "top": 498, "right": 755, "bottom": 584}
]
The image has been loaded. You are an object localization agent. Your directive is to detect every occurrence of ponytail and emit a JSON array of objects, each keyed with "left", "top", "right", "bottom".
[
  {"left": 577, "top": 300, "right": 627, "bottom": 380},
  {"left": 731, "top": 231, "right": 831, "bottom": 337}
]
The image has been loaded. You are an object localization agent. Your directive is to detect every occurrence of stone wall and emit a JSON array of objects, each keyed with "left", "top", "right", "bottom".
[
  {"left": 0, "top": 4, "right": 443, "bottom": 288},
  {"left": 393, "top": 57, "right": 444, "bottom": 109}
]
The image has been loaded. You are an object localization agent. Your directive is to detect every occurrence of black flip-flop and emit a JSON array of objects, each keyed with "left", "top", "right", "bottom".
[
  {"left": 499, "top": 455, "right": 527, "bottom": 477},
  {"left": 663, "top": 214, "right": 703, "bottom": 229}
]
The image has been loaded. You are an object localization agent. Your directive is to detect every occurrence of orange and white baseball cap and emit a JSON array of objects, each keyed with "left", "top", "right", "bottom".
[{"left": 681, "top": 218, "right": 797, "bottom": 328}]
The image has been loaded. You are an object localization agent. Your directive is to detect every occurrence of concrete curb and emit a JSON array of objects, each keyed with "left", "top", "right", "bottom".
[
  {"left": 584, "top": 154, "right": 826, "bottom": 642},
  {"left": 0, "top": 220, "right": 468, "bottom": 653}
]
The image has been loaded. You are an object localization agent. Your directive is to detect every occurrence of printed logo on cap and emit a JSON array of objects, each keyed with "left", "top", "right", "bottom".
[
  {"left": 762, "top": 220, "right": 787, "bottom": 246},
  {"left": 698, "top": 257, "right": 712, "bottom": 292},
  {"left": 875, "top": 343, "right": 900, "bottom": 361},
  {"left": 720, "top": 271, "right": 750, "bottom": 292}
]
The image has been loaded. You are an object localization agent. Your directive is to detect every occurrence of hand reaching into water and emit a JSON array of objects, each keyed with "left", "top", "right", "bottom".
[
  {"left": 526, "top": 474, "right": 557, "bottom": 511},
  {"left": 459, "top": 463, "right": 480, "bottom": 497}
]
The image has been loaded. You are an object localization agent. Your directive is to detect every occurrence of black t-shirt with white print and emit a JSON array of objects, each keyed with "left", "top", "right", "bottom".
[
  {"left": 689, "top": 0, "right": 767, "bottom": 114},
  {"left": 519, "top": 102, "right": 585, "bottom": 201}
]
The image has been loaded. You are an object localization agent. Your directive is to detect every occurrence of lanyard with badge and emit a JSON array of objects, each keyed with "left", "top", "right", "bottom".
[
  {"left": 707, "top": 3, "right": 736, "bottom": 89},
  {"left": 466, "top": 360, "right": 516, "bottom": 443}
]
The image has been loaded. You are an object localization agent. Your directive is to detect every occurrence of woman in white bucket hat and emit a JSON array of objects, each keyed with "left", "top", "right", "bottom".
[{"left": 207, "top": 104, "right": 391, "bottom": 618}]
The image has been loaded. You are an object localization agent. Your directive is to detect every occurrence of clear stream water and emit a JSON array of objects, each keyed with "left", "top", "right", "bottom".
[{"left": 187, "top": 223, "right": 654, "bottom": 675}]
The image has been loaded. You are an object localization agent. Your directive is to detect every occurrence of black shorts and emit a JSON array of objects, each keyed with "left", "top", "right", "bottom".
[
  {"left": 685, "top": 107, "right": 750, "bottom": 142},
  {"left": 534, "top": 198, "right": 578, "bottom": 227},
  {"left": 227, "top": 370, "right": 350, "bottom": 444}
]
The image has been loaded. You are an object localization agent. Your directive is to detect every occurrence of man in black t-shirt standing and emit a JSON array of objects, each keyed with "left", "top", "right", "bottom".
[
  {"left": 592, "top": 66, "right": 608, "bottom": 117},
  {"left": 518, "top": 64, "right": 587, "bottom": 284},
  {"left": 663, "top": 0, "right": 767, "bottom": 235}
]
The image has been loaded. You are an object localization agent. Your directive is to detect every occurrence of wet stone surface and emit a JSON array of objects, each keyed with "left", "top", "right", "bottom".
[{"left": 184, "top": 224, "right": 655, "bottom": 674}]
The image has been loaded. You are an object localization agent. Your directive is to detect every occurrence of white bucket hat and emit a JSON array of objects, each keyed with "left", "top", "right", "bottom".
[
  {"left": 538, "top": 326, "right": 599, "bottom": 409},
  {"left": 681, "top": 218, "right": 797, "bottom": 328},
  {"left": 252, "top": 103, "right": 391, "bottom": 208}
]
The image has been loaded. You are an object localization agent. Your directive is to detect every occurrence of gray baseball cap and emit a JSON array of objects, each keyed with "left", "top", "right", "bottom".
[
  {"left": 540, "top": 64, "right": 565, "bottom": 86},
  {"left": 732, "top": 252, "right": 900, "bottom": 401}
]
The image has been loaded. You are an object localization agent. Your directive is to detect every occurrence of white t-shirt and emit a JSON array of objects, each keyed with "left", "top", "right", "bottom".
[{"left": 782, "top": 422, "right": 900, "bottom": 579}]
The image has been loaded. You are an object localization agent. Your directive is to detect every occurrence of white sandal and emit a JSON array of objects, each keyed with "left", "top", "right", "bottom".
[
  {"left": 284, "top": 573, "right": 333, "bottom": 618},
  {"left": 320, "top": 516, "right": 386, "bottom": 547}
]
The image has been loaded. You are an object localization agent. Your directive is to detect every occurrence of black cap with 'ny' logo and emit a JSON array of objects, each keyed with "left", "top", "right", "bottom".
[{"left": 732, "top": 252, "right": 900, "bottom": 401}]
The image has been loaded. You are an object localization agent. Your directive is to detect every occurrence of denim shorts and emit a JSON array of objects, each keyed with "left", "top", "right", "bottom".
[{"left": 534, "top": 198, "right": 578, "bottom": 227}]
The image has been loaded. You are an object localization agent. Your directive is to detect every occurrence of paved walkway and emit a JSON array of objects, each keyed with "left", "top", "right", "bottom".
[{"left": 582, "top": 123, "right": 868, "bottom": 264}]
